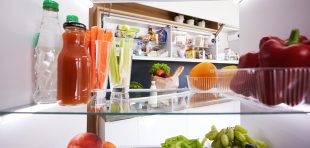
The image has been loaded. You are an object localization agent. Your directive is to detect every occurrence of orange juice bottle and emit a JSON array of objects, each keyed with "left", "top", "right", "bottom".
[{"left": 57, "top": 15, "right": 90, "bottom": 105}]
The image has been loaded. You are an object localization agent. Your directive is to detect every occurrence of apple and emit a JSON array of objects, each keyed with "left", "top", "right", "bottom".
[{"left": 67, "top": 132, "right": 102, "bottom": 148}]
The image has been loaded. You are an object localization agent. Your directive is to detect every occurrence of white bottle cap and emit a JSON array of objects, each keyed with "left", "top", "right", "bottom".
[{"left": 151, "top": 81, "right": 156, "bottom": 85}]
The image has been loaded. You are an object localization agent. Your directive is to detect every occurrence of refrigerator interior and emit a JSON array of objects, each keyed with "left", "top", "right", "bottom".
[{"left": 1, "top": 0, "right": 310, "bottom": 148}]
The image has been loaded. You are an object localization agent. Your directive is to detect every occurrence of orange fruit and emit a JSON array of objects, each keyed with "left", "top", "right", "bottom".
[
  {"left": 189, "top": 62, "right": 217, "bottom": 90},
  {"left": 102, "top": 141, "right": 116, "bottom": 148}
]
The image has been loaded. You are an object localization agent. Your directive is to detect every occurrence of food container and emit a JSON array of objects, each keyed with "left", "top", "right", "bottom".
[
  {"left": 198, "top": 20, "right": 206, "bottom": 27},
  {"left": 174, "top": 15, "right": 184, "bottom": 23},
  {"left": 108, "top": 38, "right": 134, "bottom": 93},
  {"left": 186, "top": 19, "right": 195, "bottom": 25},
  {"left": 187, "top": 68, "right": 310, "bottom": 106},
  {"left": 195, "top": 35, "right": 205, "bottom": 47},
  {"left": 152, "top": 66, "right": 184, "bottom": 89}
]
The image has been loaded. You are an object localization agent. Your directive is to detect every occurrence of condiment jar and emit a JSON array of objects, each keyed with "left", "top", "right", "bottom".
[{"left": 57, "top": 15, "right": 90, "bottom": 105}]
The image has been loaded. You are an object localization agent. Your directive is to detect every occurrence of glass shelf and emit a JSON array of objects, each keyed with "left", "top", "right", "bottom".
[{"left": 1, "top": 89, "right": 310, "bottom": 116}]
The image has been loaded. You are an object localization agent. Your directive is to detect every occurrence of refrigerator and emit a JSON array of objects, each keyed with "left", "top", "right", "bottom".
[{"left": 0, "top": 0, "right": 310, "bottom": 147}]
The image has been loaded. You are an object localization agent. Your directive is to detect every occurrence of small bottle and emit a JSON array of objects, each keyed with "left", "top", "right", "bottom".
[
  {"left": 149, "top": 81, "right": 158, "bottom": 107},
  {"left": 33, "top": 0, "right": 62, "bottom": 104}
]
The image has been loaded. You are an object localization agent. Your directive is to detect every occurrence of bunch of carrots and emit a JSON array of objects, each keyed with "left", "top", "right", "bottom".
[{"left": 86, "top": 26, "right": 113, "bottom": 89}]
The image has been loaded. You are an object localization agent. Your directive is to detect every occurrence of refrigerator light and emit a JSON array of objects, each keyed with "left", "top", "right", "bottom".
[
  {"left": 83, "top": 0, "right": 94, "bottom": 8},
  {"left": 233, "top": 0, "right": 243, "bottom": 4}
]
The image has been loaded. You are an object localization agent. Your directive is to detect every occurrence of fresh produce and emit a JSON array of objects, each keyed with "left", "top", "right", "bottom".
[
  {"left": 67, "top": 132, "right": 103, "bottom": 148},
  {"left": 130, "top": 81, "right": 144, "bottom": 89},
  {"left": 102, "top": 141, "right": 116, "bottom": 148},
  {"left": 108, "top": 40, "right": 120, "bottom": 85},
  {"left": 89, "top": 26, "right": 113, "bottom": 89},
  {"left": 108, "top": 38, "right": 134, "bottom": 88},
  {"left": 110, "top": 102, "right": 121, "bottom": 113},
  {"left": 258, "top": 29, "right": 309, "bottom": 105},
  {"left": 222, "top": 66, "right": 237, "bottom": 69},
  {"left": 230, "top": 52, "right": 259, "bottom": 97},
  {"left": 189, "top": 62, "right": 217, "bottom": 90},
  {"left": 67, "top": 132, "right": 116, "bottom": 148},
  {"left": 230, "top": 29, "right": 310, "bottom": 106},
  {"left": 129, "top": 81, "right": 144, "bottom": 98},
  {"left": 162, "top": 125, "right": 267, "bottom": 148},
  {"left": 149, "top": 63, "right": 171, "bottom": 78},
  {"left": 156, "top": 69, "right": 165, "bottom": 77},
  {"left": 161, "top": 135, "right": 202, "bottom": 148},
  {"left": 218, "top": 65, "right": 238, "bottom": 89},
  {"left": 259, "top": 29, "right": 310, "bottom": 67},
  {"left": 201, "top": 125, "right": 267, "bottom": 148}
]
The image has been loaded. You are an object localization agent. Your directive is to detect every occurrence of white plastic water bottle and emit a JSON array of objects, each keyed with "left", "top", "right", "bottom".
[
  {"left": 149, "top": 81, "right": 158, "bottom": 107},
  {"left": 33, "top": 0, "right": 62, "bottom": 104}
]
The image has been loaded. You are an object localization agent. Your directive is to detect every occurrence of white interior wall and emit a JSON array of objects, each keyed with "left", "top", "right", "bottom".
[
  {"left": 0, "top": 114, "right": 86, "bottom": 148},
  {"left": 139, "top": 1, "right": 239, "bottom": 27},
  {"left": 0, "top": 0, "right": 89, "bottom": 110},
  {"left": 240, "top": 0, "right": 310, "bottom": 55},
  {"left": 241, "top": 103, "right": 310, "bottom": 147},
  {"left": 240, "top": 0, "right": 310, "bottom": 147}
]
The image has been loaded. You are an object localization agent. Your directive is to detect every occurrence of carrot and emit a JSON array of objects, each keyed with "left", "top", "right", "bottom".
[
  {"left": 97, "top": 27, "right": 104, "bottom": 41},
  {"left": 98, "top": 41, "right": 109, "bottom": 88},
  {"left": 89, "top": 27, "right": 112, "bottom": 89},
  {"left": 96, "top": 28, "right": 104, "bottom": 88},
  {"left": 105, "top": 30, "right": 113, "bottom": 42},
  {"left": 90, "top": 26, "right": 98, "bottom": 89},
  {"left": 96, "top": 28, "right": 105, "bottom": 88},
  {"left": 85, "top": 30, "right": 91, "bottom": 51}
]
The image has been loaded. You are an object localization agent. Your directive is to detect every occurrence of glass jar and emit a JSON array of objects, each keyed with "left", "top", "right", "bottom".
[
  {"left": 108, "top": 38, "right": 134, "bottom": 93},
  {"left": 57, "top": 15, "right": 90, "bottom": 105},
  {"left": 109, "top": 92, "right": 130, "bottom": 113}
]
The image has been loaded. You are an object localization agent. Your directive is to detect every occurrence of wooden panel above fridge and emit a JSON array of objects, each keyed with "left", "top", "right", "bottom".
[{"left": 89, "top": 3, "right": 219, "bottom": 31}]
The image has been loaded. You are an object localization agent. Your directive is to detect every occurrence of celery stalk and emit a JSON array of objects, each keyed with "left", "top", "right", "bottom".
[
  {"left": 108, "top": 41, "right": 120, "bottom": 85},
  {"left": 109, "top": 38, "right": 134, "bottom": 89},
  {"left": 119, "top": 38, "right": 134, "bottom": 87}
]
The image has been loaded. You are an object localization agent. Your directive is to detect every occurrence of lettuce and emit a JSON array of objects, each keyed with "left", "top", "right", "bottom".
[
  {"left": 149, "top": 63, "right": 170, "bottom": 75},
  {"left": 161, "top": 135, "right": 202, "bottom": 148}
]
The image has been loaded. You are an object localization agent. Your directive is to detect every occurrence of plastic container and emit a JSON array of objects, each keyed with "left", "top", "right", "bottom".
[
  {"left": 187, "top": 68, "right": 310, "bottom": 106},
  {"left": 57, "top": 15, "right": 90, "bottom": 105},
  {"left": 33, "top": 0, "right": 62, "bottom": 104},
  {"left": 186, "top": 19, "right": 195, "bottom": 25},
  {"left": 198, "top": 20, "right": 206, "bottom": 27}
]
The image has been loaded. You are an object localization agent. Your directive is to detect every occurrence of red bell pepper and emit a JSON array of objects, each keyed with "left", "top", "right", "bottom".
[
  {"left": 231, "top": 29, "right": 310, "bottom": 106},
  {"left": 259, "top": 29, "right": 310, "bottom": 67},
  {"left": 258, "top": 29, "right": 310, "bottom": 105},
  {"left": 230, "top": 52, "right": 259, "bottom": 97}
]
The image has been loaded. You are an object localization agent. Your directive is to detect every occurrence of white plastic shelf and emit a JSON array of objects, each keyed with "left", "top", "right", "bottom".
[{"left": 133, "top": 56, "right": 239, "bottom": 64}]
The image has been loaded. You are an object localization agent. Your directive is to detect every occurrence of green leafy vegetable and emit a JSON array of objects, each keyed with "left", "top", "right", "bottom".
[
  {"left": 149, "top": 63, "right": 170, "bottom": 75},
  {"left": 161, "top": 135, "right": 202, "bottom": 148},
  {"left": 130, "top": 81, "right": 144, "bottom": 89}
]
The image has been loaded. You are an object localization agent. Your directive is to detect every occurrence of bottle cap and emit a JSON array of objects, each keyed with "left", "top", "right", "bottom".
[
  {"left": 43, "top": 0, "right": 59, "bottom": 11},
  {"left": 66, "top": 15, "right": 79, "bottom": 22},
  {"left": 151, "top": 81, "right": 156, "bottom": 85},
  {"left": 63, "top": 15, "right": 86, "bottom": 30}
]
